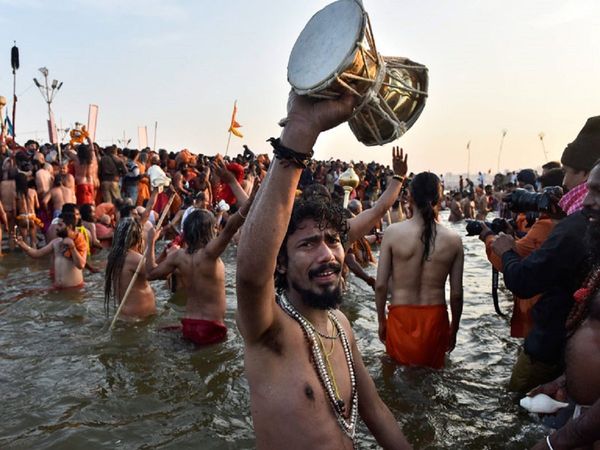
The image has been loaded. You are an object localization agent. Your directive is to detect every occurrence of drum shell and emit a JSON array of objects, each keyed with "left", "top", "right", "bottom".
[{"left": 348, "top": 57, "right": 428, "bottom": 146}]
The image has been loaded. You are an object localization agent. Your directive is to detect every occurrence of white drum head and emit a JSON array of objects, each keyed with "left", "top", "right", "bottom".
[{"left": 288, "top": 0, "right": 365, "bottom": 93}]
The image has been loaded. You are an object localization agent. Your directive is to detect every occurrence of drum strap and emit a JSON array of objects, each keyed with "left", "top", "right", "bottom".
[{"left": 267, "top": 137, "right": 314, "bottom": 169}]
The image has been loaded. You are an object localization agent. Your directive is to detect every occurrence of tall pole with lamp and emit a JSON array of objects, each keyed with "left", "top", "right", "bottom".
[
  {"left": 33, "top": 67, "right": 62, "bottom": 161},
  {"left": 11, "top": 42, "right": 19, "bottom": 138},
  {"left": 538, "top": 132, "right": 548, "bottom": 162},
  {"left": 496, "top": 129, "right": 508, "bottom": 173}
]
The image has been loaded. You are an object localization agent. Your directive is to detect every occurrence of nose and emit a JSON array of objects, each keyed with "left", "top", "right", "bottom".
[{"left": 315, "top": 240, "right": 336, "bottom": 264}]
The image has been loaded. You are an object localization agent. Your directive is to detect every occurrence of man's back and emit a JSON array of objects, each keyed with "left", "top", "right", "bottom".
[
  {"left": 172, "top": 247, "right": 226, "bottom": 321},
  {"left": 35, "top": 168, "right": 52, "bottom": 198},
  {"left": 384, "top": 218, "right": 462, "bottom": 306},
  {"left": 0, "top": 179, "right": 15, "bottom": 210}
]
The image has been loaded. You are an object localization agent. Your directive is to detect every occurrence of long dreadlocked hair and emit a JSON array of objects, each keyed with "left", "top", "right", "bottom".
[
  {"left": 409, "top": 172, "right": 441, "bottom": 263},
  {"left": 104, "top": 217, "right": 143, "bottom": 315},
  {"left": 77, "top": 144, "right": 93, "bottom": 165}
]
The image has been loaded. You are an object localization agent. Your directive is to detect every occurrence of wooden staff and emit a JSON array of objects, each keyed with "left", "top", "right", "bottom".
[{"left": 109, "top": 192, "right": 176, "bottom": 330}]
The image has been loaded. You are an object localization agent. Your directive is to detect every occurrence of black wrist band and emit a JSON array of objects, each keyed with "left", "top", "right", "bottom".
[
  {"left": 392, "top": 174, "right": 404, "bottom": 182},
  {"left": 267, "top": 137, "right": 313, "bottom": 169}
]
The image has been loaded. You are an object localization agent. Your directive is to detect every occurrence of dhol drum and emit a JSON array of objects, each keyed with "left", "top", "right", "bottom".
[{"left": 287, "top": 0, "right": 428, "bottom": 146}]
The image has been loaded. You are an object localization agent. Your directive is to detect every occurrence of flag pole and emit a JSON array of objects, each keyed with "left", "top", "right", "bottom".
[
  {"left": 466, "top": 140, "right": 471, "bottom": 180},
  {"left": 225, "top": 130, "right": 232, "bottom": 157},
  {"left": 153, "top": 121, "right": 158, "bottom": 151},
  {"left": 225, "top": 99, "right": 237, "bottom": 157}
]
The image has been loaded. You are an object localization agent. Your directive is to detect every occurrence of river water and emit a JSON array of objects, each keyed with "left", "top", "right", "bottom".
[{"left": 0, "top": 212, "right": 547, "bottom": 449}]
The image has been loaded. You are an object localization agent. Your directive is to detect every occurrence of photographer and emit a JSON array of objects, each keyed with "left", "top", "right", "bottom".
[
  {"left": 478, "top": 168, "right": 565, "bottom": 339},
  {"left": 491, "top": 116, "right": 600, "bottom": 393}
]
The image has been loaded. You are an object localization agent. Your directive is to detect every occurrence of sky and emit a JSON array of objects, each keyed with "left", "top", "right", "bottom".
[{"left": 1, "top": 0, "right": 599, "bottom": 174}]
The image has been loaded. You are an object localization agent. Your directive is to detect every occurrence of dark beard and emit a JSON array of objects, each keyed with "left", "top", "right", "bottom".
[
  {"left": 56, "top": 228, "right": 68, "bottom": 238},
  {"left": 583, "top": 207, "right": 600, "bottom": 266},
  {"left": 291, "top": 280, "right": 343, "bottom": 310},
  {"left": 290, "top": 262, "right": 343, "bottom": 310}
]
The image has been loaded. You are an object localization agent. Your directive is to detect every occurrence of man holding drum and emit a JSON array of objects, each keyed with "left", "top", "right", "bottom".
[{"left": 236, "top": 92, "right": 411, "bottom": 449}]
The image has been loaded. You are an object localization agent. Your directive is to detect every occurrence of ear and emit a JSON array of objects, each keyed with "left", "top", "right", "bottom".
[{"left": 276, "top": 255, "right": 287, "bottom": 274}]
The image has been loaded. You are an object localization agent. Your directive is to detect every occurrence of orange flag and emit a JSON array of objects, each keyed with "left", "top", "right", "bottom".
[{"left": 228, "top": 101, "right": 243, "bottom": 138}]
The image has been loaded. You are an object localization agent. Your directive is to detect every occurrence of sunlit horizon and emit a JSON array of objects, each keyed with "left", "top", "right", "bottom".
[{"left": 1, "top": 0, "right": 598, "bottom": 174}]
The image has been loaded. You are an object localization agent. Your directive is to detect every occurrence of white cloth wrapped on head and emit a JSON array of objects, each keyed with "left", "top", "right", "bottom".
[{"left": 147, "top": 165, "right": 171, "bottom": 188}]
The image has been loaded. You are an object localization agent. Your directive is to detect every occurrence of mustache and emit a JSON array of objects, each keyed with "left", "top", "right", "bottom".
[
  {"left": 308, "top": 262, "right": 342, "bottom": 280},
  {"left": 582, "top": 207, "right": 600, "bottom": 221}
]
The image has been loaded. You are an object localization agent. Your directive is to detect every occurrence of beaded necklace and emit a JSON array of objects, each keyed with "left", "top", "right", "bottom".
[{"left": 277, "top": 291, "right": 358, "bottom": 445}]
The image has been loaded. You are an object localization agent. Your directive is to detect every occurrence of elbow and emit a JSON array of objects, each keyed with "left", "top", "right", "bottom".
[{"left": 450, "top": 292, "right": 463, "bottom": 304}]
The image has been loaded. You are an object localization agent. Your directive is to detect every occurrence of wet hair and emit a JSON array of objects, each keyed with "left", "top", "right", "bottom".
[
  {"left": 80, "top": 203, "right": 95, "bottom": 222},
  {"left": 104, "top": 217, "right": 143, "bottom": 314},
  {"left": 60, "top": 212, "right": 77, "bottom": 229},
  {"left": 53, "top": 174, "right": 63, "bottom": 187},
  {"left": 62, "top": 203, "right": 77, "bottom": 215},
  {"left": 347, "top": 199, "right": 362, "bottom": 215},
  {"left": 409, "top": 172, "right": 441, "bottom": 263},
  {"left": 77, "top": 144, "right": 93, "bottom": 165},
  {"left": 183, "top": 209, "right": 216, "bottom": 254},
  {"left": 275, "top": 196, "right": 348, "bottom": 289},
  {"left": 15, "top": 172, "right": 28, "bottom": 196}
]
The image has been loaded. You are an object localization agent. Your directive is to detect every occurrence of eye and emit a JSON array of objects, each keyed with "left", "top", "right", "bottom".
[{"left": 327, "top": 235, "right": 341, "bottom": 245}]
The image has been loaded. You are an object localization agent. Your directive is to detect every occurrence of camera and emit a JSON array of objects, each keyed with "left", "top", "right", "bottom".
[
  {"left": 504, "top": 187, "right": 563, "bottom": 213},
  {"left": 465, "top": 218, "right": 513, "bottom": 237}
]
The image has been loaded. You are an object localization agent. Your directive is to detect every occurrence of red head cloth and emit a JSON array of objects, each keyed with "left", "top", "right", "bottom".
[{"left": 216, "top": 162, "right": 245, "bottom": 205}]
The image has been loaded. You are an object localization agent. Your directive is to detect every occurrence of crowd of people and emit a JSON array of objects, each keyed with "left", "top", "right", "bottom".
[{"left": 1, "top": 96, "right": 599, "bottom": 447}]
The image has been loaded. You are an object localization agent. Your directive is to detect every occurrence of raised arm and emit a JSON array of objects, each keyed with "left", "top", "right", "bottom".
[
  {"left": 204, "top": 187, "right": 255, "bottom": 259},
  {"left": 15, "top": 234, "right": 56, "bottom": 258},
  {"left": 145, "top": 227, "right": 177, "bottom": 280},
  {"left": 346, "top": 147, "right": 407, "bottom": 246},
  {"left": 212, "top": 157, "right": 249, "bottom": 205},
  {"left": 448, "top": 236, "right": 464, "bottom": 353},
  {"left": 236, "top": 92, "right": 355, "bottom": 343},
  {"left": 139, "top": 188, "right": 159, "bottom": 226}
]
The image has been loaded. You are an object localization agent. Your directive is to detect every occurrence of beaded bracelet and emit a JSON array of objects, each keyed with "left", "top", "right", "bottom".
[{"left": 267, "top": 137, "right": 314, "bottom": 169}]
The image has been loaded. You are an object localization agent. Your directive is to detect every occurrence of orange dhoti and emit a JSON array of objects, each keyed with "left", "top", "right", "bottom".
[
  {"left": 386, "top": 304, "right": 449, "bottom": 369},
  {"left": 76, "top": 183, "right": 95, "bottom": 206}
]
